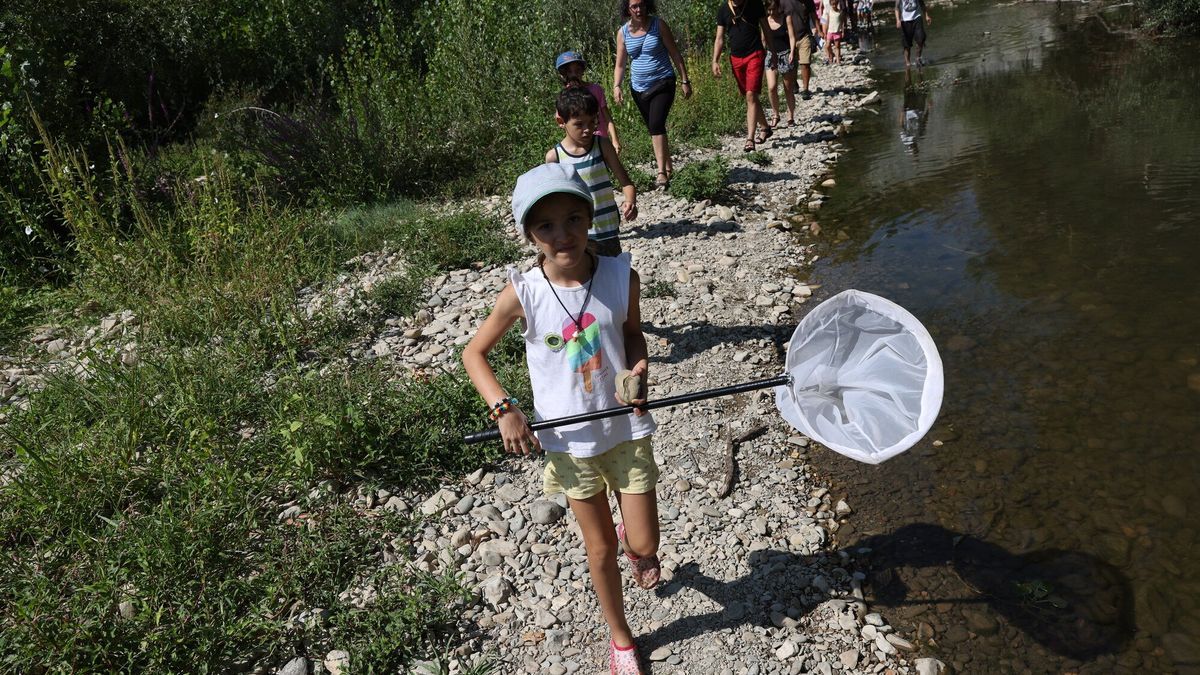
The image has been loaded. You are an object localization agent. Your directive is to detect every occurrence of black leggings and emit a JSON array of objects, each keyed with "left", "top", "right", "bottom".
[{"left": 631, "top": 77, "right": 676, "bottom": 136}]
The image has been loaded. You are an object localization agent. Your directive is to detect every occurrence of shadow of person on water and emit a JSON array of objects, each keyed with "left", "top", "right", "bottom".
[{"left": 638, "top": 523, "right": 1132, "bottom": 668}]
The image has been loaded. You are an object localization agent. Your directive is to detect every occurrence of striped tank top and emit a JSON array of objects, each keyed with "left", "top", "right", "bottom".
[
  {"left": 622, "top": 17, "right": 675, "bottom": 93},
  {"left": 553, "top": 142, "right": 619, "bottom": 242}
]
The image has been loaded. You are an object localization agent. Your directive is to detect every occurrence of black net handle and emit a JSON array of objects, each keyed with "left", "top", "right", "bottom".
[{"left": 463, "top": 375, "right": 790, "bottom": 444}]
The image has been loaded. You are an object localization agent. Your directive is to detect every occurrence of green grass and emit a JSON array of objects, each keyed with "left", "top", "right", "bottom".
[
  {"left": 643, "top": 280, "right": 678, "bottom": 299},
  {"left": 667, "top": 156, "right": 730, "bottom": 202},
  {"left": 745, "top": 150, "right": 772, "bottom": 167}
]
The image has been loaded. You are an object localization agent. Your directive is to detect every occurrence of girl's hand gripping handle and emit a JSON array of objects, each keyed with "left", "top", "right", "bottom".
[{"left": 498, "top": 407, "right": 540, "bottom": 455}]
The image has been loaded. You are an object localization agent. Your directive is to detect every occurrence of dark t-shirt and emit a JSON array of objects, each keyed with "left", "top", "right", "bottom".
[
  {"left": 717, "top": 0, "right": 767, "bottom": 57},
  {"left": 780, "top": 0, "right": 815, "bottom": 38}
]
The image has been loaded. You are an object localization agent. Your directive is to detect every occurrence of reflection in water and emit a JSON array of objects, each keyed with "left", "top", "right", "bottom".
[
  {"left": 898, "top": 70, "right": 932, "bottom": 155},
  {"left": 798, "top": 0, "right": 1200, "bottom": 671}
]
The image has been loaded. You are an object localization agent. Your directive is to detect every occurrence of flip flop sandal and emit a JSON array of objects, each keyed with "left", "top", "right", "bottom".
[
  {"left": 616, "top": 522, "right": 661, "bottom": 590},
  {"left": 609, "top": 639, "right": 644, "bottom": 675},
  {"left": 743, "top": 139, "right": 756, "bottom": 152},
  {"left": 787, "top": 119, "right": 796, "bottom": 127},
  {"left": 654, "top": 171, "right": 670, "bottom": 189},
  {"left": 755, "top": 127, "right": 774, "bottom": 144}
]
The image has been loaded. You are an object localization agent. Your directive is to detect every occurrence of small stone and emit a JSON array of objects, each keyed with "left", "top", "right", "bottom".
[
  {"left": 875, "top": 633, "right": 897, "bottom": 655},
  {"left": 835, "top": 500, "right": 852, "bottom": 516},
  {"left": 479, "top": 575, "right": 513, "bottom": 608},
  {"left": 775, "top": 640, "right": 798, "bottom": 660},
  {"left": 838, "top": 649, "right": 860, "bottom": 669},
  {"left": 649, "top": 646, "right": 672, "bottom": 662},
  {"left": 717, "top": 206, "right": 735, "bottom": 221},
  {"left": 45, "top": 339, "right": 68, "bottom": 355},
  {"left": 117, "top": 600, "right": 136, "bottom": 619},
  {"left": 914, "top": 658, "right": 947, "bottom": 675},
  {"left": 453, "top": 495, "right": 476, "bottom": 514},
  {"left": 674, "top": 479, "right": 691, "bottom": 493},
  {"left": 886, "top": 633, "right": 915, "bottom": 651},
  {"left": 324, "top": 650, "right": 349, "bottom": 675},
  {"left": 821, "top": 178, "right": 836, "bottom": 187},
  {"left": 372, "top": 340, "right": 392, "bottom": 357}
]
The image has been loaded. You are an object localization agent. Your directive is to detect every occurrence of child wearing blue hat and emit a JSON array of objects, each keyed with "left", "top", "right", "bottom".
[
  {"left": 463, "top": 162, "right": 661, "bottom": 674},
  {"left": 556, "top": 50, "right": 622, "bottom": 155}
]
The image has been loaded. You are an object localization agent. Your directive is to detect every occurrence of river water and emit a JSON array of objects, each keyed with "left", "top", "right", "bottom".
[{"left": 799, "top": 1, "right": 1200, "bottom": 672}]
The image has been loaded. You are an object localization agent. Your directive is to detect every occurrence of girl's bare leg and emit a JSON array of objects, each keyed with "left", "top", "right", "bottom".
[
  {"left": 783, "top": 71, "right": 797, "bottom": 120},
  {"left": 765, "top": 68, "right": 781, "bottom": 124},
  {"left": 614, "top": 489, "right": 661, "bottom": 559},
  {"left": 568, "top": 492, "right": 634, "bottom": 647}
]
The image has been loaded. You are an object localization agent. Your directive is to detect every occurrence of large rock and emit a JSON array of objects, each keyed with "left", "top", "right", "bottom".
[
  {"left": 419, "top": 488, "right": 458, "bottom": 516},
  {"left": 530, "top": 500, "right": 566, "bottom": 525},
  {"left": 276, "top": 657, "right": 308, "bottom": 675}
]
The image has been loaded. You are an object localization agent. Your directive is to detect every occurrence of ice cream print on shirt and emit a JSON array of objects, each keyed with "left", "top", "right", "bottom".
[{"left": 562, "top": 313, "right": 603, "bottom": 392}]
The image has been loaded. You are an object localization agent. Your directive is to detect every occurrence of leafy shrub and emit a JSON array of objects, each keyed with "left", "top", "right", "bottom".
[
  {"left": 668, "top": 156, "right": 729, "bottom": 202},
  {"left": 643, "top": 280, "right": 677, "bottom": 299},
  {"left": 1139, "top": 0, "right": 1200, "bottom": 32},
  {"left": 745, "top": 150, "right": 771, "bottom": 166}
]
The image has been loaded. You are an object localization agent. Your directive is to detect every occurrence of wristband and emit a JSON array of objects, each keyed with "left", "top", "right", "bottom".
[{"left": 488, "top": 396, "right": 520, "bottom": 421}]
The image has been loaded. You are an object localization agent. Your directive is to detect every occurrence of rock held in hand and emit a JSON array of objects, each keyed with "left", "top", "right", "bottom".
[{"left": 615, "top": 369, "right": 645, "bottom": 403}]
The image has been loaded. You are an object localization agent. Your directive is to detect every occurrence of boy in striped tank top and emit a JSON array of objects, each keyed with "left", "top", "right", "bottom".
[{"left": 545, "top": 87, "right": 638, "bottom": 257}]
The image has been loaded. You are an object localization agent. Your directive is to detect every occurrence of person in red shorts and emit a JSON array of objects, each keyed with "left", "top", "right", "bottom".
[{"left": 712, "top": 0, "right": 773, "bottom": 152}]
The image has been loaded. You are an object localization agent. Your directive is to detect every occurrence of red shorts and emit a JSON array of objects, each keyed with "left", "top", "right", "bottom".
[{"left": 730, "top": 50, "right": 766, "bottom": 94}]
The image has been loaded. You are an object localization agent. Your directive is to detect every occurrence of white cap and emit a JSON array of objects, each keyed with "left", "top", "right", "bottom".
[{"left": 511, "top": 163, "right": 594, "bottom": 232}]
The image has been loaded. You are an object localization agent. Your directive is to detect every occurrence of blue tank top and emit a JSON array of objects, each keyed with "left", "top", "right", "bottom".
[{"left": 622, "top": 18, "right": 676, "bottom": 93}]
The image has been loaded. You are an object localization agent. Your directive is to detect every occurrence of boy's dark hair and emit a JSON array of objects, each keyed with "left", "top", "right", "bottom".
[
  {"left": 620, "top": 0, "right": 658, "bottom": 18},
  {"left": 555, "top": 87, "right": 599, "bottom": 121}
]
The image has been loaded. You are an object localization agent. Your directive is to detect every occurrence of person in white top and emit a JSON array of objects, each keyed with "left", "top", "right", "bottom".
[{"left": 463, "top": 163, "right": 660, "bottom": 674}]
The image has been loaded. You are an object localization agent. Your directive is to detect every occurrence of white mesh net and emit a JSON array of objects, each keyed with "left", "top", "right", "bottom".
[{"left": 775, "top": 290, "right": 944, "bottom": 464}]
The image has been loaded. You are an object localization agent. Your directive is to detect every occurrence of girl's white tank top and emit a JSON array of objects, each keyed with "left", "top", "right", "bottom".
[{"left": 509, "top": 252, "right": 656, "bottom": 457}]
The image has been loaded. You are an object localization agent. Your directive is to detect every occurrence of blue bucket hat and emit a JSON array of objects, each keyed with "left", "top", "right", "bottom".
[
  {"left": 512, "top": 163, "right": 594, "bottom": 232},
  {"left": 555, "top": 51, "right": 587, "bottom": 72}
]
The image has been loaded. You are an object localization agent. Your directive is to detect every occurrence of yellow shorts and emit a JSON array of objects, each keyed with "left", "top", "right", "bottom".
[{"left": 543, "top": 436, "right": 659, "bottom": 501}]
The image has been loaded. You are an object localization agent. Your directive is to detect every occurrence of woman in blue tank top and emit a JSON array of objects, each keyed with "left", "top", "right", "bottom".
[{"left": 613, "top": 0, "right": 692, "bottom": 189}]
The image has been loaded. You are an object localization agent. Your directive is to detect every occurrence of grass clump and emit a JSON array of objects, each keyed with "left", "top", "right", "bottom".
[
  {"left": 668, "top": 157, "right": 729, "bottom": 202},
  {"left": 643, "top": 280, "right": 678, "bottom": 299},
  {"left": 745, "top": 150, "right": 772, "bottom": 167}
]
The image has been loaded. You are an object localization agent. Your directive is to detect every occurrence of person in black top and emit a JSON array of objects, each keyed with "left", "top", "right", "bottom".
[
  {"left": 781, "top": 0, "right": 823, "bottom": 99},
  {"left": 712, "top": 0, "right": 774, "bottom": 151}
]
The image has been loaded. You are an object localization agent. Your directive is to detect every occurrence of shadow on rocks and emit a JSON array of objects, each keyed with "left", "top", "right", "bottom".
[
  {"left": 625, "top": 218, "right": 742, "bottom": 241},
  {"left": 727, "top": 167, "right": 803, "bottom": 185},
  {"left": 641, "top": 321, "right": 790, "bottom": 365},
  {"left": 638, "top": 523, "right": 1133, "bottom": 668}
]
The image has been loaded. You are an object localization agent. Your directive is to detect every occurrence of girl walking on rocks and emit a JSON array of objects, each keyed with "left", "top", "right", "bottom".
[{"left": 463, "top": 163, "right": 661, "bottom": 675}]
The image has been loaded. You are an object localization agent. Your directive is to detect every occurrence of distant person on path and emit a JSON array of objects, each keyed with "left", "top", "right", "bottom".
[
  {"left": 712, "top": 0, "right": 773, "bottom": 152},
  {"left": 782, "top": 0, "right": 823, "bottom": 99},
  {"left": 614, "top": 0, "right": 692, "bottom": 189},
  {"left": 896, "top": 0, "right": 931, "bottom": 68},
  {"left": 822, "top": 0, "right": 846, "bottom": 64},
  {"left": 546, "top": 88, "right": 638, "bottom": 257},
  {"left": 556, "top": 51, "right": 622, "bottom": 156},
  {"left": 463, "top": 162, "right": 661, "bottom": 675},
  {"left": 763, "top": 0, "right": 798, "bottom": 127}
]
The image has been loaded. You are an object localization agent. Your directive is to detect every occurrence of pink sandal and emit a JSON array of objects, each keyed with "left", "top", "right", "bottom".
[
  {"left": 609, "top": 639, "right": 643, "bottom": 675},
  {"left": 616, "top": 522, "right": 661, "bottom": 590}
]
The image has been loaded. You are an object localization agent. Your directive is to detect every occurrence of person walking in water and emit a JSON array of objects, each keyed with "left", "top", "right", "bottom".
[
  {"left": 614, "top": 0, "right": 693, "bottom": 189},
  {"left": 896, "top": 0, "right": 931, "bottom": 68},
  {"left": 712, "top": 0, "right": 773, "bottom": 152}
]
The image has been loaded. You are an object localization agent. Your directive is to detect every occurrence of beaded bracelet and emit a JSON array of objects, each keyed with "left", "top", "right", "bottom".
[{"left": 487, "top": 396, "right": 520, "bottom": 421}]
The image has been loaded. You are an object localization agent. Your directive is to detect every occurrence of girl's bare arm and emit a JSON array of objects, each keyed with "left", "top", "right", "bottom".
[
  {"left": 462, "top": 284, "right": 540, "bottom": 453},
  {"left": 621, "top": 268, "right": 650, "bottom": 415}
]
